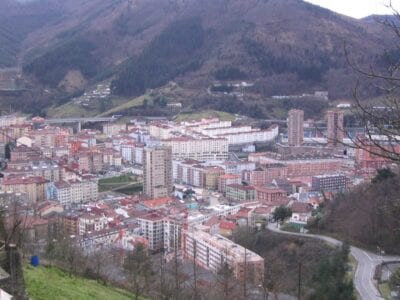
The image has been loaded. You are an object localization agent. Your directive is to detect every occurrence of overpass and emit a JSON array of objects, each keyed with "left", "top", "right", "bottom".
[{"left": 44, "top": 117, "right": 117, "bottom": 131}]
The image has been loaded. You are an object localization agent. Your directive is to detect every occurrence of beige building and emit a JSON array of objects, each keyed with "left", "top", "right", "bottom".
[
  {"left": 203, "top": 166, "right": 225, "bottom": 190},
  {"left": 143, "top": 146, "right": 173, "bottom": 199},
  {"left": 226, "top": 184, "right": 256, "bottom": 202},
  {"left": 288, "top": 109, "right": 304, "bottom": 146},
  {"left": 327, "top": 110, "right": 344, "bottom": 146},
  {"left": 1, "top": 175, "right": 48, "bottom": 203},
  {"left": 183, "top": 228, "right": 264, "bottom": 284},
  {"left": 102, "top": 123, "right": 127, "bottom": 136}
]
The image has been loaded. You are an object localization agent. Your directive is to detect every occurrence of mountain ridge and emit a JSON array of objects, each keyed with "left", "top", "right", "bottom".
[{"left": 0, "top": 0, "right": 398, "bottom": 116}]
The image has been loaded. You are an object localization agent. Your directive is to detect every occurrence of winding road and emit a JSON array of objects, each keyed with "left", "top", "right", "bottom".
[{"left": 267, "top": 223, "right": 400, "bottom": 300}]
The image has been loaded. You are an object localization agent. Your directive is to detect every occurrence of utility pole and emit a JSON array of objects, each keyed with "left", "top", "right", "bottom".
[
  {"left": 298, "top": 262, "right": 302, "bottom": 300},
  {"left": 193, "top": 240, "right": 198, "bottom": 300},
  {"left": 243, "top": 248, "right": 247, "bottom": 299},
  {"left": 159, "top": 248, "right": 165, "bottom": 300}
]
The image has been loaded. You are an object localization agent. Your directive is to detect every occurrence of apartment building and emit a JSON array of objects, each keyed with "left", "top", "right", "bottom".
[
  {"left": 173, "top": 160, "right": 205, "bottom": 187},
  {"left": 161, "top": 137, "right": 229, "bottom": 161},
  {"left": 183, "top": 229, "right": 264, "bottom": 284},
  {"left": 288, "top": 109, "right": 304, "bottom": 146},
  {"left": 76, "top": 151, "right": 104, "bottom": 173},
  {"left": 252, "top": 154, "right": 344, "bottom": 177},
  {"left": 163, "top": 214, "right": 185, "bottom": 252},
  {"left": 103, "top": 123, "right": 126, "bottom": 136},
  {"left": 46, "top": 178, "right": 98, "bottom": 206},
  {"left": 216, "top": 125, "right": 279, "bottom": 145},
  {"left": 203, "top": 166, "right": 225, "bottom": 190},
  {"left": 143, "top": 146, "right": 173, "bottom": 199},
  {"left": 31, "top": 128, "right": 70, "bottom": 148},
  {"left": 243, "top": 164, "right": 288, "bottom": 186},
  {"left": 78, "top": 213, "right": 108, "bottom": 235},
  {"left": 4, "top": 160, "right": 61, "bottom": 182},
  {"left": 10, "top": 145, "right": 42, "bottom": 161},
  {"left": 0, "top": 114, "right": 26, "bottom": 127},
  {"left": 137, "top": 212, "right": 165, "bottom": 251},
  {"left": 149, "top": 123, "right": 177, "bottom": 140},
  {"left": 311, "top": 174, "right": 349, "bottom": 192},
  {"left": 226, "top": 184, "right": 256, "bottom": 202},
  {"left": 327, "top": 110, "right": 344, "bottom": 146},
  {"left": 218, "top": 174, "right": 242, "bottom": 194},
  {"left": 255, "top": 186, "right": 286, "bottom": 205},
  {"left": 1, "top": 175, "right": 48, "bottom": 203}
]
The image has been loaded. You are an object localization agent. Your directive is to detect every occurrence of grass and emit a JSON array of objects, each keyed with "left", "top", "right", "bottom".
[
  {"left": 24, "top": 265, "right": 136, "bottom": 300},
  {"left": 114, "top": 183, "right": 143, "bottom": 195},
  {"left": 47, "top": 102, "right": 94, "bottom": 118},
  {"left": 98, "top": 175, "right": 137, "bottom": 192},
  {"left": 174, "top": 110, "right": 236, "bottom": 122},
  {"left": 281, "top": 222, "right": 301, "bottom": 233},
  {"left": 96, "top": 94, "right": 148, "bottom": 117},
  {"left": 379, "top": 282, "right": 392, "bottom": 300}
]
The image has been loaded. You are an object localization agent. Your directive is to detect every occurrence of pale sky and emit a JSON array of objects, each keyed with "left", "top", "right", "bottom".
[{"left": 304, "top": 0, "right": 399, "bottom": 19}]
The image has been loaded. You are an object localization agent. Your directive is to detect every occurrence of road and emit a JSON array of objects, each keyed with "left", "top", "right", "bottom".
[
  {"left": 267, "top": 223, "right": 400, "bottom": 300},
  {"left": 44, "top": 117, "right": 116, "bottom": 124}
]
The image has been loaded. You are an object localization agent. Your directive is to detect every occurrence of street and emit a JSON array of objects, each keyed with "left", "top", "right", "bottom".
[{"left": 267, "top": 223, "right": 400, "bottom": 300}]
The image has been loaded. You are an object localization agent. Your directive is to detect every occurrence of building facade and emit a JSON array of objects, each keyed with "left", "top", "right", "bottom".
[
  {"left": 288, "top": 109, "right": 304, "bottom": 146},
  {"left": 327, "top": 110, "right": 344, "bottom": 146},
  {"left": 143, "top": 146, "right": 173, "bottom": 199}
]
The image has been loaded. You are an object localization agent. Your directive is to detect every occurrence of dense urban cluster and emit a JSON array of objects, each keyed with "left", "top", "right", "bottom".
[{"left": 0, "top": 108, "right": 395, "bottom": 294}]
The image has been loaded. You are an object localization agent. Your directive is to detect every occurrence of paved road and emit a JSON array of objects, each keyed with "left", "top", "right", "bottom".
[{"left": 267, "top": 223, "right": 400, "bottom": 300}]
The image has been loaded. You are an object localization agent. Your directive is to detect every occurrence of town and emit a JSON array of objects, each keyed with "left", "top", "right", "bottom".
[{"left": 0, "top": 108, "right": 390, "bottom": 294}]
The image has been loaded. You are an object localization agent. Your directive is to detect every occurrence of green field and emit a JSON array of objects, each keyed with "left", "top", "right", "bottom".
[
  {"left": 114, "top": 184, "right": 143, "bottom": 195},
  {"left": 24, "top": 265, "right": 136, "bottom": 300},
  {"left": 174, "top": 110, "right": 236, "bottom": 122},
  {"left": 98, "top": 174, "right": 133, "bottom": 192},
  {"left": 96, "top": 94, "right": 148, "bottom": 117}
]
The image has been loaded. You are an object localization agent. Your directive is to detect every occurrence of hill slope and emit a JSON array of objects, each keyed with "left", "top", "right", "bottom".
[{"left": 0, "top": 0, "right": 397, "bottom": 115}]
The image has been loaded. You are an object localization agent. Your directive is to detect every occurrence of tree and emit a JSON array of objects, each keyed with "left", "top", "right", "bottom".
[
  {"left": 272, "top": 206, "right": 292, "bottom": 223},
  {"left": 310, "top": 243, "right": 355, "bottom": 300},
  {"left": 342, "top": 7, "right": 400, "bottom": 163},
  {"left": 4, "top": 142, "right": 12, "bottom": 160},
  {"left": 390, "top": 268, "right": 400, "bottom": 288},
  {"left": 371, "top": 168, "right": 396, "bottom": 184},
  {"left": 215, "top": 261, "right": 235, "bottom": 300},
  {"left": 123, "top": 243, "right": 154, "bottom": 300}
]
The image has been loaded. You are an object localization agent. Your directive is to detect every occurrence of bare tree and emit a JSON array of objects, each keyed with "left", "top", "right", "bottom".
[
  {"left": 215, "top": 261, "right": 235, "bottom": 300},
  {"left": 123, "top": 243, "right": 154, "bottom": 300},
  {"left": 342, "top": 2, "right": 400, "bottom": 162}
]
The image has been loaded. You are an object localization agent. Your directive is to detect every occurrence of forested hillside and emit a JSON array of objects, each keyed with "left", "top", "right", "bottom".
[{"left": 309, "top": 169, "right": 400, "bottom": 255}]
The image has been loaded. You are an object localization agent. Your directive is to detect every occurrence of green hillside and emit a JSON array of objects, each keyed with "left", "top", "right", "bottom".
[{"left": 24, "top": 265, "right": 137, "bottom": 300}]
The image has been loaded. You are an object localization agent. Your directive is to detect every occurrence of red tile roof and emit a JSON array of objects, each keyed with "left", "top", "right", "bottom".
[{"left": 142, "top": 197, "right": 173, "bottom": 209}]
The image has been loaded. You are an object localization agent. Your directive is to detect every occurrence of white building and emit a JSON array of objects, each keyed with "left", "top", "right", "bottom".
[
  {"left": 161, "top": 137, "right": 228, "bottom": 161},
  {"left": 183, "top": 228, "right": 264, "bottom": 284},
  {"left": 78, "top": 213, "right": 108, "bottom": 235},
  {"left": 46, "top": 178, "right": 98, "bottom": 206},
  {"left": 216, "top": 125, "right": 278, "bottom": 145},
  {"left": 137, "top": 212, "right": 165, "bottom": 251}
]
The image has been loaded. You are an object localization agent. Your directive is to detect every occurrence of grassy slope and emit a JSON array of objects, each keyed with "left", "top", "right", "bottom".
[
  {"left": 24, "top": 265, "right": 136, "bottom": 300},
  {"left": 96, "top": 95, "right": 147, "bottom": 117},
  {"left": 174, "top": 110, "right": 235, "bottom": 122},
  {"left": 46, "top": 102, "right": 94, "bottom": 118}
]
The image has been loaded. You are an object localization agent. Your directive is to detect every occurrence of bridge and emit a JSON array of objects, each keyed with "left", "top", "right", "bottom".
[{"left": 44, "top": 117, "right": 117, "bottom": 131}]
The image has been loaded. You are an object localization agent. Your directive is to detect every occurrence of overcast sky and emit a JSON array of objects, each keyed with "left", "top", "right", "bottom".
[{"left": 304, "top": 0, "right": 398, "bottom": 19}]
